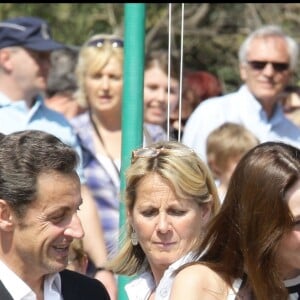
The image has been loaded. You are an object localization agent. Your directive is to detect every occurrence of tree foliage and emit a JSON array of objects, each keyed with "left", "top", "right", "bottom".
[{"left": 1, "top": 3, "right": 300, "bottom": 92}]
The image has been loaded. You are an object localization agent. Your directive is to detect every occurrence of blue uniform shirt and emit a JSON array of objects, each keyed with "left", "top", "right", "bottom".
[{"left": 0, "top": 93, "right": 85, "bottom": 183}]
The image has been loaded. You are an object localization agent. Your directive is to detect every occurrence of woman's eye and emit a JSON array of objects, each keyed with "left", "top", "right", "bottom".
[
  {"left": 110, "top": 74, "right": 122, "bottom": 81},
  {"left": 141, "top": 209, "right": 157, "bottom": 217},
  {"left": 169, "top": 209, "right": 186, "bottom": 216},
  {"left": 91, "top": 73, "right": 102, "bottom": 79},
  {"left": 170, "top": 88, "right": 178, "bottom": 95}
]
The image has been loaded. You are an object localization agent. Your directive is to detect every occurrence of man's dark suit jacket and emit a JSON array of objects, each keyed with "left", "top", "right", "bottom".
[{"left": 0, "top": 269, "right": 110, "bottom": 300}]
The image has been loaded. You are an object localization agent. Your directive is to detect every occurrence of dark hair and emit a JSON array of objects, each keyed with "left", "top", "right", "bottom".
[
  {"left": 145, "top": 49, "right": 180, "bottom": 80},
  {"left": 190, "top": 141, "right": 300, "bottom": 299},
  {"left": 0, "top": 130, "right": 79, "bottom": 217}
]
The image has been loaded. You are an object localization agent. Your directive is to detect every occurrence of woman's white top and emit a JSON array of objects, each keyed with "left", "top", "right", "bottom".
[{"left": 125, "top": 252, "right": 195, "bottom": 300}]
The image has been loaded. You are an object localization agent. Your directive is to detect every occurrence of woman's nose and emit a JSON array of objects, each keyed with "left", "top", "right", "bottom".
[
  {"left": 101, "top": 76, "right": 110, "bottom": 89},
  {"left": 157, "top": 213, "right": 170, "bottom": 233}
]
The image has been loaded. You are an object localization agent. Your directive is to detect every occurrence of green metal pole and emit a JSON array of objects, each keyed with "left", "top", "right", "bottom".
[{"left": 118, "top": 3, "right": 146, "bottom": 300}]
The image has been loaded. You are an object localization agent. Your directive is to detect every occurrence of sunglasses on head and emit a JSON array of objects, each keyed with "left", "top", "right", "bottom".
[
  {"left": 87, "top": 38, "right": 124, "bottom": 48},
  {"left": 131, "top": 146, "right": 194, "bottom": 164},
  {"left": 247, "top": 60, "right": 289, "bottom": 72}
]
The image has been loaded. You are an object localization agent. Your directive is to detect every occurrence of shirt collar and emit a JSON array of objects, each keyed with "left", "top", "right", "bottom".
[
  {"left": 241, "top": 84, "right": 284, "bottom": 123},
  {"left": 44, "top": 272, "right": 62, "bottom": 300},
  {"left": 0, "top": 260, "right": 34, "bottom": 300},
  {"left": 0, "top": 260, "right": 62, "bottom": 300},
  {"left": 0, "top": 92, "right": 14, "bottom": 106}
]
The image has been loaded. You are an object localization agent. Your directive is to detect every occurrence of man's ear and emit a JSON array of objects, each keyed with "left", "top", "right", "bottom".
[
  {"left": 239, "top": 63, "right": 247, "bottom": 81},
  {"left": 0, "top": 48, "right": 14, "bottom": 72},
  {"left": 0, "top": 199, "right": 14, "bottom": 231}
]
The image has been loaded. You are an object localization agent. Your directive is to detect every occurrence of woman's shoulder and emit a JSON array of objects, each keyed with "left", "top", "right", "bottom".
[
  {"left": 171, "top": 263, "right": 229, "bottom": 300},
  {"left": 174, "top": 263, "right": 223, "bottom": 284},
  {"left": 70, "top": 111, "right": 90, "bottom": 128}
]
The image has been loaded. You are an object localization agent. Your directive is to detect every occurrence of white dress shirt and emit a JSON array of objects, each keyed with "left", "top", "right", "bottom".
[
  {"left": 0, "top": 260, "right": 62, "bottom": 300},
  {"left": 182, "top": 84, "right": 300, "bottom": 162}
]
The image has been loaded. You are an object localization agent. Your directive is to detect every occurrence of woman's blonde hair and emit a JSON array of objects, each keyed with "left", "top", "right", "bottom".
[
  {"left": 106, "top": 140, "right": 220, "bottom": 276},
  {"left": 74, "top": 33, "right": 124, "bottom": 108}
]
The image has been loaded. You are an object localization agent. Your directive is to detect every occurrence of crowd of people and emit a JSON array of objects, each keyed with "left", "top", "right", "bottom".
[{"left": 0, "top": 13, "right": 300, "bottom": 300}]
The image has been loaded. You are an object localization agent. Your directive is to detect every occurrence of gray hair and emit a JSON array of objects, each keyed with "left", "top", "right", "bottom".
[
  {"left": 238, "top": 25, "right": 299, "bottom": 71},
  {"left": 46, "top": 47, "right": 79, "bottom": 97}
]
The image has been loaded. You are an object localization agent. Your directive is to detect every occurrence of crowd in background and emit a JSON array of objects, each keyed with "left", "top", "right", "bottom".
[{"left": 1, "top": 13, "right": 300, "bottom": 300}]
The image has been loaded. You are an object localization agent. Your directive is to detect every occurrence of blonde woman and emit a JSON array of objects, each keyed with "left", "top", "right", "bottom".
[
  {"left": 70, "top": 33, "right": 123, "bottom": 300},
  {"left": 106, "top": 140, "right": 220, "bottom": 300}
]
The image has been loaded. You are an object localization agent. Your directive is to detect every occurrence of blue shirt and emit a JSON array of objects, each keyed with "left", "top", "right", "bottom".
[
  {"left": 70, "top": 113, "right": 168, "bottom": 257},
  {"left": 0, "top": 93, "right": 85, "bottom": 183},
  {"left": 182, "top": 84, "right": 300, "bottom": 161},
  {"left": 70, "top": 112, "right": 120, "bottom": 257}
]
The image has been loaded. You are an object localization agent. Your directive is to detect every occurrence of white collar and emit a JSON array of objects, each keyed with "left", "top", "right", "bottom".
[
  {"left": 0, "top": 260, "right": 62, "bottom": 300},
  {"left": 125, "top": 252, "right": 196, "bottom": 300}
]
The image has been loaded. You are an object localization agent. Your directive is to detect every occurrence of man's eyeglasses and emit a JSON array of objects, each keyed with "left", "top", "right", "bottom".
[
  {"left": 247, "top": 60, "right": 289, "bottom": 72},
  {"left": 87, "top": 38, "right": 124, "bottom": 48},
  {"left": 131, "top": 146, "right": 194, "bottom": 164}
]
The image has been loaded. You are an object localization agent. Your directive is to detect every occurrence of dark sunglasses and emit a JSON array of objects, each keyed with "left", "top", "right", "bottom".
[
  {"left": 87, "top": 38, "right": 124, "bottom": 48},
  {"left": 247, "top": 60, "right": 289, "bottom": 72}
]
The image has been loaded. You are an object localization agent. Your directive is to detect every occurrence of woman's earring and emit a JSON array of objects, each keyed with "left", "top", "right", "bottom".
[{"left": 131, "top": 229, "right": 138, "bottom": 246}]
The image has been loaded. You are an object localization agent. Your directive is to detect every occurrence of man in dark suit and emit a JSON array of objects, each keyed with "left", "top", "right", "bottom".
[{"left": 0, "top": 130, "right": 110, "bottom": 299}]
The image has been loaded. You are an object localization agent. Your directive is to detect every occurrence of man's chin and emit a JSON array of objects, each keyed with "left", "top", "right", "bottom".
[{"left": 256, "top": 91, "right": 280, "bottom": 102}]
